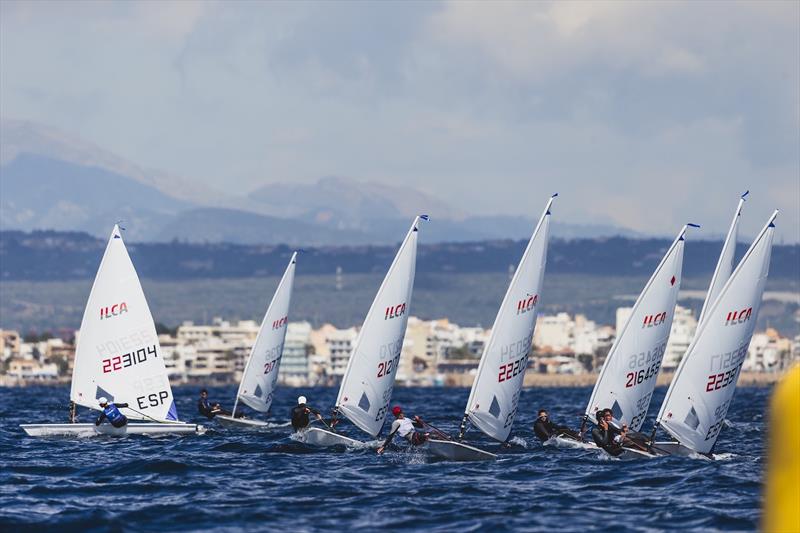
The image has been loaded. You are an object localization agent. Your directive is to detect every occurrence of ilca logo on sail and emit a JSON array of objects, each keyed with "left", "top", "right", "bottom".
[
  {"left": 100, "top": 302, "right": 128, "bottom": 320},
  {"left": 642, "top": 312, "right": 667, "bottom": 328},
  {"left": 725, "top": 307, "right": 752, "bottom": 326},
  {"left": 516, "top": 294, "right": 538, "bottom": 315},
  {"left": 384, "top": 303, "right": 406, "bottom": 320}
]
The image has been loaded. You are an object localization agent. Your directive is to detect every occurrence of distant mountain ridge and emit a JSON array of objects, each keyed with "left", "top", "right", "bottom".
[{"left": 1, "top": 118, "right": 647, "bottom": 244}]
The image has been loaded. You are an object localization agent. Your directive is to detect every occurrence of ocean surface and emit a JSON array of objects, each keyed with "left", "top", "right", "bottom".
[{"left": 1, "top": 385, "right": 770, "bottom": 532}]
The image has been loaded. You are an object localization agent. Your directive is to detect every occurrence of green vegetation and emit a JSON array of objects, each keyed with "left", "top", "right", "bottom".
[{"left": 1, "top": 273, "right": 797, "bottom": 335}]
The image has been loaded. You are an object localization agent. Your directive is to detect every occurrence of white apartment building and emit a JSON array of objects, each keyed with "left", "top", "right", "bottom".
[
  {"left": 744, "top": 329, "right": 794, "bottom": 372},
  {"left": 663, "top": 306, "right": 698, "bottom": 370},
  {"left": 279, "top": 321, "right": 312, "bottom": 386},
  {"left": 535, "top": 312, "right": 574, "bottom": 351},
  {"left": 310, "top": 323, "right": 358, "bottom": 379}
]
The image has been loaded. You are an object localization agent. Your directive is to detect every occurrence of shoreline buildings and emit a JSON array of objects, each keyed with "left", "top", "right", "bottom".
[{"left": 1, "top": 306, "right": 797, "bottom": 386}]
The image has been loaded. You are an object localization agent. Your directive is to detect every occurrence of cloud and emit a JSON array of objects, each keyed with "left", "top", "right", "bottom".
[{"left": 0, "top": 0, "right": 797, "bottom": 242}]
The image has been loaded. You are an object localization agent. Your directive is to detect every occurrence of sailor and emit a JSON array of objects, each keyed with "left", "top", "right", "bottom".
[
  {"left": 533, "top": 409, "right": 577, "bottom": 442},
  {"left": 291, "top": 396, "right": 323, "bottom": 431},
  {"left": 197, "top": 389, "right": 230, "bottom": 419},
  {"left": 591, "top": 409, "right": 627, "bottom": 456},
  {"left": 377, "top": 405, "right": 428, "bottom": 454},
  {"left": 95, "top": 397, "right": 129, "bottom": 428}
]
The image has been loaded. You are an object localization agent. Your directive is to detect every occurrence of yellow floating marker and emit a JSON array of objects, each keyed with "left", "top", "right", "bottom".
[{"left": 763, "top": 363, "right": 800, "bottom": 532}]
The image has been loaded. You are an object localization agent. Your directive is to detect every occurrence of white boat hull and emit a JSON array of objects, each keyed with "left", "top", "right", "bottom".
[
  {"left": 651, "top": 441, "right": 712, "bottom": 459},
  {"left": 215, "top": 415, "right": 287, "bottom": 429},
  {"left": 425, "top": 439, "right": 497, "bottom": 461},
  {"left": 298, "top": 427, "right": 365, "bottom": 447},
  {"left": 20, "top": 422, "right": 204, "bottom": 437},
  {"left": 550, "top": 434, "right": 658, "bottom": 458},
  {"left": 615, "top": 447, "right": 658, "bottom": 460},
  {"left": 549, "top": 435, "right": 599, "bottom": 450}
]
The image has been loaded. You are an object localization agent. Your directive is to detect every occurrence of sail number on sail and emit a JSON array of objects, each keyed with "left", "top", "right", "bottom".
[
  {"left": 705, "top": 342, "right": 748, "bottom": 392},
  {"left": 628, "top": 392, "right": 653, "bottom": 429},
  {"left": 263, "top": 342, "right": 285, "bottom": 374},
  {"left": 703, "top": 399, "right": 734, "bottom": 441},
  {"left": 377, "top": 338, "right": 404, "bottom": 378},
  {"left": 497, "top": 329, "right": 534, "bottom": 383},
  {"left": 102, "top": 344, "right": 157, "bottom": 373},
  {"left": 498, "top": 353, "right": 529, "bottom": 382},
  {"left": 624, "top": 341, "right": 666, "bottom": 388}
]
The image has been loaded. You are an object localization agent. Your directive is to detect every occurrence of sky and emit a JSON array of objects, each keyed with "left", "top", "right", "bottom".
[{"left": 1, "top": 0, "right": 798, "bottom": 241}]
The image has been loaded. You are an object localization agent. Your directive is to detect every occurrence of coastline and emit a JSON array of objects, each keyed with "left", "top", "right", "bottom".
[{"left": 0, "top": 371, "right": 785, "bottom": 388}]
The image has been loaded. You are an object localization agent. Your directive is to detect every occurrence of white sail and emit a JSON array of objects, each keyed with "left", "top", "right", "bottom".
[
  {"left": 585, "top": 224, "right": 694, "bottom": 431},
  {"left": 234, "top": 253, "right": 297, "bottom": 413},
  {"left": 335, "top": 216, "right": 424, "bottom": 437},
  {"left": 656, "top": 211, "right": 777, "bottom": 454},
  {"left": 69, "top": 225, "right": 178, "bottom": 421},
  {"left": 697, "top": 192, "right": 747, "bottom": 326},
  {"left": 463, "top": 194, "right": 555, "bottom": 442}
]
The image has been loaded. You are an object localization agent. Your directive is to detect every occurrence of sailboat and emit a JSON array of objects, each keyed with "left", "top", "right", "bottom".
[
  {"left": 21, "top": 225, "right": 203, "bottom": 437},
  {"left": 300, "top": 216, "right": 426, "bottom": 447},
  {"left": 215, "top": 253, "right": 297, "bottom": 429},
  {"left": 650, "top": 209, "right": 777, "bottom": 458},
  {"left": 568, "top": 223, "right": 697, "bottom": 457},
  {"left": 426, "top": 194, "right": 557, "bottom": 462}
]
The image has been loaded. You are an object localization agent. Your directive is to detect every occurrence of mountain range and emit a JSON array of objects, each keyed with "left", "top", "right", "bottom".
[{"left": 0, "top": 119, "right": 648, "bottom": 245}]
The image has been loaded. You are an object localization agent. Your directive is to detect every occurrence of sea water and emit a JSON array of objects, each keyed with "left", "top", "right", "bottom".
[{"left": 1, "top": 385, "right": 769, "bottom": 531}]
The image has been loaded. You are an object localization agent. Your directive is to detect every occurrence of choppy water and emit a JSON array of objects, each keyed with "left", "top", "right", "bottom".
[{"left": 1, "top": 385, "right": 769, "bottom": 532}]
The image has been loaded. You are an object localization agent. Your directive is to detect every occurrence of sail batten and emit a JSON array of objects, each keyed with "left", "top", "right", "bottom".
[
  {"left": 584, "top": 225, "right": 691, "bottom": 431},
  {"left": 335, "top": 217, "right": 423, "bottom": 437},
  {"left": 464, "top": 196, "right": 555, "bottom": 442},
  {"left": 69, "top": 225, "right": 178, "bottom": 422},
  {"left": 656, "top": 211, "right": 777, "bottom": 454},
  {"left": 234, "top": 253, "right": 297, "bottom": 414}
]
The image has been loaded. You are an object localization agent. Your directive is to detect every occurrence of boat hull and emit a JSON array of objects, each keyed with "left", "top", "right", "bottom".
[
  {"left": 549, "top": 435, "right": 599, "bottom": 450},
  {"left": 425, "top": 439, "right": 497, "bottom": 461},
  {"left": 20, "top": 422, "right": 204, "bottom": 437},
  {"left": 651, "top": 441, "right": 712, "bottom": 459},
  {"left": 550, "top": 434, "right": 658, "bottom": 458},
  {"left": 615, "top": 447, "right": 658, "bottom": 460},
  {"left": 298, "top": 427, "right": 365, "bottom": 447}
]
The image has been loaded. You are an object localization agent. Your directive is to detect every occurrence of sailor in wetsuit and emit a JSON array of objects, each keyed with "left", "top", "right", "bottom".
[
  {"left": 95, "top": 397, "right": 128, "bottom": 428},
  {"left": 291, "top": 396, "right": 323, "bottom": 431},
  {"left": 591, "top": 409, "right": 628, "bottom": 456},
  {"left": 533, "top": 409, "right": 578, "bottom": 442},
  {"left": 197, "top": 389, "right": 231, "bottom": 419},
  {"left": 377, "top": 406, "right": 429, "bottom": 454}
]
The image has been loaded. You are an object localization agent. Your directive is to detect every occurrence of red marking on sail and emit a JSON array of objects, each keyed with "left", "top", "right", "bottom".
[{"left": 670, "top": 276, "right": 676, "bottom": 286}]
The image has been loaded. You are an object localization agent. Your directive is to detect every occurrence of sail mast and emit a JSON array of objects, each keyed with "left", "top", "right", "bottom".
[
  {"left": 583, "top": 223, "right": 697, "bottom": 431},
  {"left": 655, "top": 211, "right": 778, "bottom": 452},
  {"left": 334, "top": 216, "right": 425, "bottom": 437},
  {"left": 70, "top": 225, "right": 179, "bottom": 422},
  {"left": 697, "top": 191, "right": 747, "bottom": 326},
  {"left": 460, "top": 194, "right": 556, "bottom": 442},
  {"left": 232, "top": 252, "right": 297, "bottom": 417}
]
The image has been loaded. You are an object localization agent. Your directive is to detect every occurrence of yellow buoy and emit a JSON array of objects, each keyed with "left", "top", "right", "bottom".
[{"left": 763, "top": 363, "right": 800, "bottom": 532}]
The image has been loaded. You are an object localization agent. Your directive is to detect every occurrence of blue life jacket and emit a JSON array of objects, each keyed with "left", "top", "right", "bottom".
[{"left": 103, "top": 403, "right": 125, "bottom": 424}]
